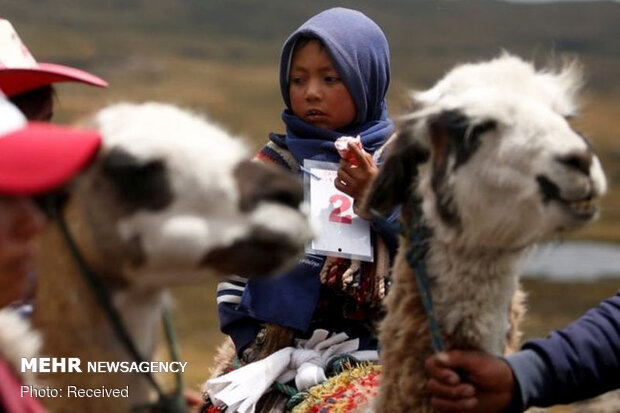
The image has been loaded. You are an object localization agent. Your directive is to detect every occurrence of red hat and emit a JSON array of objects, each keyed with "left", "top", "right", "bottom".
[
  {"left": 0, "top": 93, "right": 101, "bottom": 195},
  {"left": 0, "top": 19, "right": 108, "bottom": 97}
]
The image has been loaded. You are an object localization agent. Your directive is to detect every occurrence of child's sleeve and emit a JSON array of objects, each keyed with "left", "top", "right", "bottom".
[{"left": 216, "top": 275, "right": 260, "bottom": 356}]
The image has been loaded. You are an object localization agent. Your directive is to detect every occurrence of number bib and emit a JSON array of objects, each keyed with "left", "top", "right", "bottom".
[{"left": 303, "top": 160, "right": 373, "bottom": 262}]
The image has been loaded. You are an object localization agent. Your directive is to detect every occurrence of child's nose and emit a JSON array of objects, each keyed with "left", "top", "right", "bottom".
[
  {"left": 305, "top": 79, "right": 322, "bottom": 101},
  {"left": 12, "top": 198, "right": 46, "bottom": 241}
]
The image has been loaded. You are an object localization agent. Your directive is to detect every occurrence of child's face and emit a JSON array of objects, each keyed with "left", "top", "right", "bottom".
[
  {"left": 289, "top": 40, "right": 356, "bottom": 131},
  {"left": 0, "top": 196, "right": 45, "bottom": 307}
]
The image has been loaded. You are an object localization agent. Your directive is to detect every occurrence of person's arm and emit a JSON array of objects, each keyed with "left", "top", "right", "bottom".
[
  {"left": 508, "top": 290, "right": 620, "bottom": 407},
  {"left": 425, "top": 290, "right": 620, "bottom": 412}
]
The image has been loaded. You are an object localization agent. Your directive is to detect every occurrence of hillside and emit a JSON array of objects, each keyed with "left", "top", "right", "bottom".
[{"left": 5, "top": 1, "right": 618, "bottom": 86}]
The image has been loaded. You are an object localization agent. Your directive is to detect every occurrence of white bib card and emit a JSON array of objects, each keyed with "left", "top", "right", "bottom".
[{"left": 303, "top": 160, "right": 373, "bottom": 262}]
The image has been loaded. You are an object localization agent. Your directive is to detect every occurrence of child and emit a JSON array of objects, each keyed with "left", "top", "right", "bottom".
[
  {"left": 0, "top": 93, "right": 101, "bottom": 412},
  {"left": 213, "top": 7, "right": 398, "bottom": 406},
  {"left": 0, "top": 18, "right": 107, "bottom": 120}
]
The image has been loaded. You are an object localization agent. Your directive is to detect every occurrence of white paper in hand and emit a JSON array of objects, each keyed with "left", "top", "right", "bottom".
[{"left": 303, "top": 160, "right": 373, "bottom": 262}]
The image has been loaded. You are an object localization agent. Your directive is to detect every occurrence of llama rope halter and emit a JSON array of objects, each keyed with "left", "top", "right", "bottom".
[
  {"left": 370, "top": 197, "right": 444, "bottom": 353},
  {"left": 43, "top": 195, "right": 187, "bottom": 413},
  {"left": 369, "top": 195, "right": 533, "bottom": 353}
]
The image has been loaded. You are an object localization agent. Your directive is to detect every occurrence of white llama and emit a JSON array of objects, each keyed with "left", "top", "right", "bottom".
[
  {"left": 366, "top": 55, "right": 606, "bottom": 412},
  {"left": 31, "top": 102, "right": 314, "bottom": 412}
]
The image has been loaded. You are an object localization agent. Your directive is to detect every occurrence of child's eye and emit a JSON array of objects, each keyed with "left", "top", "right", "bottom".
[
  {"left": 324, "top": 76, "right": 341, "bottom": 84},
  {"left": 290, "top": 77, "right": 306, "bottom": 85}
]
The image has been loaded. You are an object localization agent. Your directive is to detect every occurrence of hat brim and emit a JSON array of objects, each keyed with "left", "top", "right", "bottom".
[
  {"left": 0, "top": 123, "right": 101, "bottom": 195},
  {"left": 0, "top": 63, "right": 108, "bottom": 97}
]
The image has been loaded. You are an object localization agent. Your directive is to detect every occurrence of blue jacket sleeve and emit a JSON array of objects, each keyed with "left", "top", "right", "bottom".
[
  {"left": 505, "top": 290, "right": 620, "bottom": 408},
  {"left": 216, "top": 276, "right": 260, "bottom": 356}
]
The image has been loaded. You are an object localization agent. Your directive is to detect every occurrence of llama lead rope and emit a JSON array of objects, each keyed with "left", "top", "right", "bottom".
[
  {"left": 45, "top": 195, "right": 187, "bottom": 413},
  {"left": 370, "top": 202, "right": 445, "bottom": 353},
  {"left": 406, "top": 226, "right": 444, "bottom": 353}
]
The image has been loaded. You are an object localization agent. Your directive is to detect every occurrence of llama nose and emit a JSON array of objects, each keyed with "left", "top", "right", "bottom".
[
  {"left": 557, "top": 151, "right": 592, "bottom": 176},
  {"left": 235, "top": 160, "right": 304, "bottom": 211}
]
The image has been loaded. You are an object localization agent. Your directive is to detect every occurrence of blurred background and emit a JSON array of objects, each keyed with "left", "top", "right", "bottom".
[{"left": 3, "top": 0, "right": 618, "bottom": 405}]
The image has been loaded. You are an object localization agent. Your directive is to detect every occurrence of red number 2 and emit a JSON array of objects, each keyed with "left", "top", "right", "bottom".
[{"left": 329, "top": 194, "right": 353, "bottom": 224}]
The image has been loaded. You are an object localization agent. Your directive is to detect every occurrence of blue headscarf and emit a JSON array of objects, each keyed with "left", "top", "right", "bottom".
[{"left": 269, "top": 7, "right": 394, "bottom": 164}]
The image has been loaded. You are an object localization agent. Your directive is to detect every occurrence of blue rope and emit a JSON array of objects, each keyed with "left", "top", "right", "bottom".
[
  {"left": 406, "top": 230, "right": 444, "bottom": 353},
  {"left": 46, "top": 196, "right": 186, "bottom": 412},
  {"left": 371, "top": 205, "right": 444, "bottom": 353}
]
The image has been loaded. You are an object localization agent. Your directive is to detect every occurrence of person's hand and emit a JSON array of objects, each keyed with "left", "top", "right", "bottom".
[
  {"left": 425, "top": 350, "right": 517, "bottom": 413},
  {"left": 334, "top": 142, "right": 377, "bottom": 218}
]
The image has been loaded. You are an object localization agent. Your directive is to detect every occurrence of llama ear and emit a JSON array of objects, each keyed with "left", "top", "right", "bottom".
[
  {"left": 234, "top": 160, "right": 303, "bottom": 212},
  {"left": 427, "top": 111, "right": 467, "bottom": 226},
  {"left": 363, "top": 127, "right": 430, "bottom": 215},
  {"left": 427, "top": 110, "right": 496, "bottom": 226},
  {"left": 101, "top": 147, "right": 174, "bottom": 211},
  {"left": 553, "top": 58, "right": 583, "bottom": 117},
  {"left": 429, "top": 110, "right": 496, "bottom": 171}
]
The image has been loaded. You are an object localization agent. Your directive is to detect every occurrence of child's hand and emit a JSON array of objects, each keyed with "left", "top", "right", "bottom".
[
  {"left": 334, "top": 136, "right": 363, "bottom": 166},
  {"left": 334, "top": 142, "right": 378, "bottom": 218}
]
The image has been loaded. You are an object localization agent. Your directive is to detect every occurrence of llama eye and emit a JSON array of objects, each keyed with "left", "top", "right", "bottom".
[{"left": 471, "top": 120, "right": 497, "bottom": 137}]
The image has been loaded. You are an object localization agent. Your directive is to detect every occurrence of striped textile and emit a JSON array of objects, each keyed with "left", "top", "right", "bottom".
[
  {"left": 254, "top": 141, "right": 299, "bottom": 172},
  {"left": 216, "top": 275, "right": 248, "bottom": 306}
]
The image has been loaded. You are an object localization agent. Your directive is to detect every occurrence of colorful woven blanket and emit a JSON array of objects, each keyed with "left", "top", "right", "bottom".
[{"left": 291, "top": 364, "right": 380, "bottom": 413}]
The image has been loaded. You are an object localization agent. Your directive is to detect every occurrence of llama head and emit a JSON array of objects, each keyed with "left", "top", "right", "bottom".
[
  {"left": 366, "top": 55, "right": 606, "bottom": 249},
  {"left": 65, "top": 102, "right": 313, "bottom": 288}
]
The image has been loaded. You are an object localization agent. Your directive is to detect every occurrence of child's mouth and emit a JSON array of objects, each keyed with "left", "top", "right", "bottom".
[{"left": 305, "top": 110, "right": 328, "bottom": 123}]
